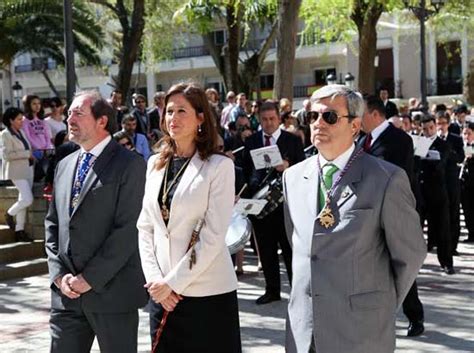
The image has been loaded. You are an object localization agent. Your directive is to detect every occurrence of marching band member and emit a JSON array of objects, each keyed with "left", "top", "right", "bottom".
[{"left": 243, "top": 101, "right": 305, "bottom": 305}]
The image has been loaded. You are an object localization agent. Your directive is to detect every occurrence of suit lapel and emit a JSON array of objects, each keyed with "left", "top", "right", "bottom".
[
  {"left": 167, "top": 152, "right": 205, "bottom": 230},
  {"left": 70, "top": 140, "right": 117, "bottom": 218},
  {"left": 57, "top": 150, "right": 80, "bottom": 220},
  {"left": 301, "top": 156, "right": 319, "bottom": 219}
]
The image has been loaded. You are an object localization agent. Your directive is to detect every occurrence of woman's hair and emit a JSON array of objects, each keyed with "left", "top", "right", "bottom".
[
  {"left": 2, "top": 107, "right": 23, "bottom": 128},
  {"left": 205, "top": 88, "right": 219, "bottom": 102},
  {"left": 113, "top": 130, "right": 134, "bottom": 147},
  {"left": 155, "top": 82, "right": 219, "bottom": 170},
  {"left": 22, "top": 94, "right": 43, "bottom": 120}
]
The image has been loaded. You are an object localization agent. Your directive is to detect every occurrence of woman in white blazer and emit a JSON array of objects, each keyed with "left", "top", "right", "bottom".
[
  {"left": 1, "top": 107, "right": 34, "bottom": 241},
  {"left": 137, "top": 83, "right": 241, "bottom": 353}
]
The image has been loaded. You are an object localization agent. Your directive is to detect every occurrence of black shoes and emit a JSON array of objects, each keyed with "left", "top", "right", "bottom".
[
  {"left": 407, "top": 320, "right": 425, "bottom": 337},
  {"left": 5, "top": 212, "right": 15, "bottom": 231},
  {"left": 256, "top": 292, "right": 281, "bottom": 305},
  {"left": 443, "top": 266, "right": 455, "bottom": 275},
  {"left": 15, "top": 230, "right": 34, "bottom": 242}
]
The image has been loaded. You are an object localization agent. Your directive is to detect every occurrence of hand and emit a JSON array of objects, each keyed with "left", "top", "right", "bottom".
[
  {"left": 160, "top": 292, "right": 183, "bottom": 312},
  {"left": 57, "top": 273, "right": 81, "bottom": 299},
  {"left": 275, "top": 159, "right": 290, "bottom": 172},
  {"left": 144, "top": 280, "right": 173, "bottom": 303},
  {"left": 68, "top": 274, "right": 92, "bottom": 294},
  {"left": 225, "top": 151, "right": 235, "bottom": 161}
]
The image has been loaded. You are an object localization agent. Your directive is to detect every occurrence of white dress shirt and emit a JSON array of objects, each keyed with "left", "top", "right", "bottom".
[{"left": 318, "top": 144, "right": 355, "bottom": 187}]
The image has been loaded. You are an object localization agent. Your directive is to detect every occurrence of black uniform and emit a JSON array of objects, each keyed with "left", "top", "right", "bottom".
[{"left": 243, "top": 130, "right": 305, "bottom": 298}]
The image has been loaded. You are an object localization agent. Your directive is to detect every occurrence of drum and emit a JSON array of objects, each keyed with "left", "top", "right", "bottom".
[
  {"left": 225, "top": 212, "right": 252, "bottom": 254},
  {"left": 252, "top": 177, "right": 284, "bottom": 219}
]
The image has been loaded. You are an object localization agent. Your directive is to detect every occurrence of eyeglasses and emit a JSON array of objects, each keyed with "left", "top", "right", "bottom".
[{"left": 307, "top": 111, "right": 353, "bottom": 125}]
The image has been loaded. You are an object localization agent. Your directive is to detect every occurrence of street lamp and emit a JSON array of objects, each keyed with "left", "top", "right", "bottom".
[
  {"left": 403, "top": 0, "right": 446, "bottom": 112},
  {"left": 326, "top": 72, "right": 355, "bottom": 88},
  {"left": 326, "top": 73, "right": 337, "bottom": 85},
  {"left": 344, "top": 73, "right": 355, "bottom": 88},
  {"left": 12, "top": 81, "right": 23, "bottom": 108}
]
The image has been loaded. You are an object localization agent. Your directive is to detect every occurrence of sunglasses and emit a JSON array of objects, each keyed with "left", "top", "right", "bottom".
[{"left": 307, "top": 111, "right": 353, "bottom": 125}]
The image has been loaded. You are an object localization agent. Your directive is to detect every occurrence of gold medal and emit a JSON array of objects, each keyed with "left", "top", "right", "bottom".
[
  {"left": 161, "top": 205, "right": 170, "bottom": 221},
  {"left": 319, "top": 205, "right": 335, "bottom": 228}
]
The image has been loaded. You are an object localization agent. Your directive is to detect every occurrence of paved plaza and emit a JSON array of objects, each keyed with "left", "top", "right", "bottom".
[{"left": 0, "top": 241, "right": 473, "bottom": 352}]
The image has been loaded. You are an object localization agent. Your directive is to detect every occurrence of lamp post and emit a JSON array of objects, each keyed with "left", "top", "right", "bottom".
[
  {"left": 326, "top": 72, "right": 356, "bottom": 88},
  {"left": 63, "top": 0, "right": 75, "bottom": 104},
  {"left": 403, "top": 0, "right": 445, "bottom": 112},
  {"left": 12, "top": 81, "right": 23, "bottom": 108}
]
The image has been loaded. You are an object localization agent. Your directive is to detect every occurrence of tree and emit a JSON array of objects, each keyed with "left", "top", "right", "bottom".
[
  {"left": 174, "top": 0, "right": 278, "bottom": 96},
  {"left": 0, "top": 0, "right": 104, "bottom": 96},
  {"left": 301, "top": 0, "right": 474, "bottom": 95},
  {"left": 272, "top": 0, "right": 302, "bottom": 101},
  {"left": 90, "top": 0, "right": 145, "bottom": 103},
  {"left": 301, "top": 0, "right": 400, "bottom": 95}
]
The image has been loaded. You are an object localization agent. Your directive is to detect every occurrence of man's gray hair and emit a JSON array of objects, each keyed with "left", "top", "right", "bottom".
[{"left": 310, "top": 84, "right": 365, "bottom": 119}]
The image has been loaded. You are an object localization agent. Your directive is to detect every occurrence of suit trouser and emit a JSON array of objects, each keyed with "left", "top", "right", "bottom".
[
  {"left": 8, "top": 167, "right": 34, "bottom": 231},
  {"left": 447, "top": 181, "right": 461, "bottom": 251},
  {"left": 50, "top": 307, "right": 139, "bottom": 353},
  {"left": 251, "top": 205, "right": 292, "bottom": 294},
  {"left": 421, "top": 195, "right": 452, "bottom": 267},
  {"left": 461, "top": 183, "right": 474, "bottom": 240},
  {"left": 402, "top": 280, "right": 424, "bottom": 322}
]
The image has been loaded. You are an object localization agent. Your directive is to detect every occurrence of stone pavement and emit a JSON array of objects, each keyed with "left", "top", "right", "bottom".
[{"left": 0, "top": 241, "right": 473, "bottom": 352}]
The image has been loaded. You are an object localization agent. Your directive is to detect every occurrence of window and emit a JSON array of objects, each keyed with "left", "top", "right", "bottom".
[
  {"left": 314, "top": 68, "right": 336, "bottom": 85},
  {"left": 437, "top": 41, "right": 462, "bottom": 95},
  {"left": 213, "top": 30, "right": 226, "bottom": 45}
]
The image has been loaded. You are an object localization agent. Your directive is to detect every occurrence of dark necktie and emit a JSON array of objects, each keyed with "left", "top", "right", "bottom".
[
  {"left": 363, "top": 133, "right": 372, "bottom": 152},
  {"left": 264, "top": 134, "right": 272, "bottom": 147},
  {"left": 70, "top": 152, "right": 95, "bottom": 215}
]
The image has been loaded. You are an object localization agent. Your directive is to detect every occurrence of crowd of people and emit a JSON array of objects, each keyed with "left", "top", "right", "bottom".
[{"left": 0, "top": 82, "right": 473, "bottom": 352}]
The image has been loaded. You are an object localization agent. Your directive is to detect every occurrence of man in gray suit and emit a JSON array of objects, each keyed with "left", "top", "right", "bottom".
[
  {"left": 283, "top": 85, "right": 426, "bottom": 353},
  {"left": 45, "top": 91, "right": 148, "bottom": 352}
]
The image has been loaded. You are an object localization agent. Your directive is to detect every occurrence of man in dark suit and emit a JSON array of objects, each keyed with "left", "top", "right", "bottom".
[
  {"left": 243, "top": 101, "right": 305, "bottom": 305},
  {"left": 360, "top": 95, "right": 425, "bottom": 337},
  {"left": 461, "top": 123, "right": 474, "bottom": 243},
  {"left": 131, "top": 94, "right": 150, "bottom": 136},
  {"left": 420, "top": 116, "right": 454, "bottom": 274},
  {"left": 147, "top": 91, "right": 165, "bottom": 132},
  {"left": 379, "top": 88, "right": 399, "bottom": 119},
  {"left": 436, "top": 111, "right": 465, "bottom": 255},
  {"left": 448, "top": 104, "right": 468, "bottom": 135},
  {"left": 45, "top": 91, "right": 148, "bottom": 352}
]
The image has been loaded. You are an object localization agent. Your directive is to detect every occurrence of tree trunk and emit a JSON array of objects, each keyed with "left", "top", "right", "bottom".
[
  {"left": 239, "top": 21, "right": 278, "bottom": 98},
  {"left": 203, "top": 33, "right": 229, "bottom": 90},
  {"left": 273, "top": 0, "right": 301, "bottom": 100},
  {"left": 273, "top": 0, "right": 302, "bottom": 101},
  {"left": 41, "top": 65, "right": 60, "bottom": 97},
  {"left": 351, "top": 1, "right": 383, "bottom": 95},
  {"left": 116, "top": 0, "right": 145, "bottom": 104},
  {"left": 224, "top": 2, "right": 241, "bottom": 93}
]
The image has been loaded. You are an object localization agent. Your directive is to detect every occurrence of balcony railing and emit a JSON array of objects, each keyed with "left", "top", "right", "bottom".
[
  {"left": 15, "top": 61, "right": 57, "bottom": 73},
  {"left": 172, "top": 46, "right": 210, "bottom": 59}
]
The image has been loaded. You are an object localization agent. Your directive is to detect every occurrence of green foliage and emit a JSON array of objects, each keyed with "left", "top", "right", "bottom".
[
  {"left": 174, "top": 0, "right": 277, "bottom": 40},
  {"left": 0, "top": 0, "right": 104, "bottom": 68},
  {"left": 142, "top": 0, "right": 184, "bottom": 68}
]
